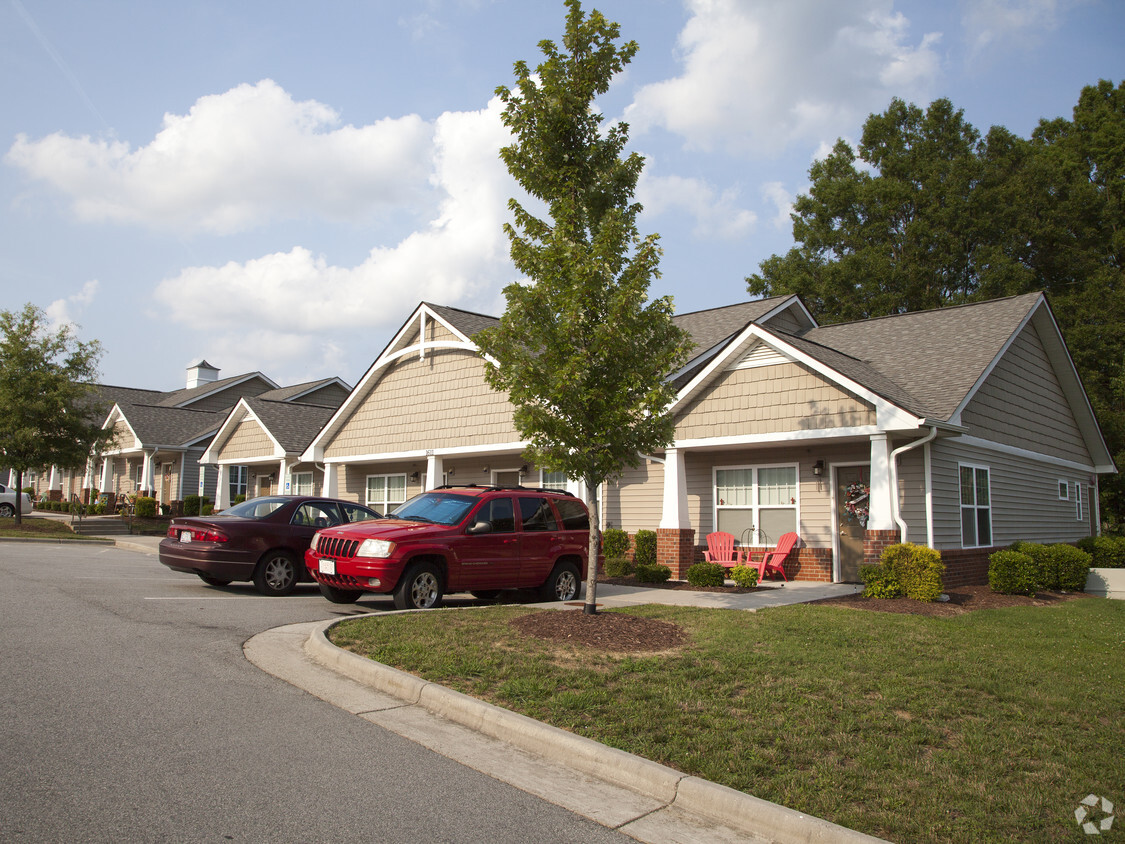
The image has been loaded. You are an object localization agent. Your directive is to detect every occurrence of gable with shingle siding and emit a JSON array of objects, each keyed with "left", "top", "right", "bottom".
[
  {"left": 675, "top": 359, "right": 875, "bottom": 440},
  {"left": 222, "top": 419, "right": 276, "bottom": 461},
  {"left": 324, "top": 348, "right": 518, "bottom": 458},
  {"left": 960, "top": 321, "right": 1089, "bottom": 463}
]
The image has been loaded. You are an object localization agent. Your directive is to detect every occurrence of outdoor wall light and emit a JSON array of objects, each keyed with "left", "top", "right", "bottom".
[
  {"left": 409, "top": 471, "right": 420, "bottom": 483},
  {"left": 482, "top": 465, "right": 490, "bottom": 474},
  {"left": 446, "top": 467, "right": 455, "bottom": 476},
  {"left": 812, "top": 460, "right": 825, "bottom": 477}
]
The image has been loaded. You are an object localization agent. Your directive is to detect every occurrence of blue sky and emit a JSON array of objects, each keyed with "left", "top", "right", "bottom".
[{"left": 2, "top": 0, "right": 1122, "bottom": 392}]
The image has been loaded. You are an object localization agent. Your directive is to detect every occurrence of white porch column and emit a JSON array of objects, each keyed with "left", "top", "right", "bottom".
[
  {"left": 99, "top": 458, "right": 111, "bottom": 495},
  {"left": 215, "top": 465, "right": 230, "bottom": 510},
  {"left": 868, "top": 433, "right": 894, "bottom": 531},
  {"left": 82, "top": 457, "right": 96, "bottom": 492},
  {"left": 6, "top": 469, "right": 15, "bottom": 487},
  {"left": 658, "top": 448, "right": 689, "bottom": 530},
  {"left": 48, "top": 467, "right": 61, "bottom": 497},
  {"left": 141, "top": 451, "right": 155, "bottom": 496},
  {"left": 322, "top": 463, "right": 339, "bottom": 498},
  {"left": 425, "top": 454, "right": 443, "bottom": 490}
]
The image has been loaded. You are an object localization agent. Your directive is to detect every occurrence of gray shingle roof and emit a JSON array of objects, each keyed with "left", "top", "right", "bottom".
[
  {"left": 243, "top": 398, "right": 336, "bottom": 454},
  {"left": 155, "top": 372, "right": 277, "bottom": 408},
  {"left": 425, "top": 303, "right": 501, "bottom": 338},
  {"left": 258, "top": 378, "right": 350, "bottom": 403},
  {"left": 113, "top": 402, "right": 223, "bottom": 447}
]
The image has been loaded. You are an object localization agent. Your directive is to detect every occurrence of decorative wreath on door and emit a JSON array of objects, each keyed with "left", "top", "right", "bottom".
[{"left": 844, "top": 482, "right": 870, "bottom": 527}]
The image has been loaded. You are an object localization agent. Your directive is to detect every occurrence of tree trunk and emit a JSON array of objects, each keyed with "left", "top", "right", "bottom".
[{"left": 583, "top": 477, "right": 601, "bottom": 615}]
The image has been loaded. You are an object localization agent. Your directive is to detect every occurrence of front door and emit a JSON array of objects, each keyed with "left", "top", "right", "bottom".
[
  {"left": 259, "top": 476, "right": 273, "bottom": 497},
  {"left": 494, "top": 470, "right": 520, "bottom": 487},
  {"left": 836, "top": 465, "right": 870, "bottom": 582},
  {"left": 161, "top": 464, "right": 173, "bottom": 504}
]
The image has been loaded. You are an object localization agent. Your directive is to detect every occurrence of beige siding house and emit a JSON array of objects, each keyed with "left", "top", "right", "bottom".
[{"left": 304, "top": 295, "right": 1114, "bottom": 586}]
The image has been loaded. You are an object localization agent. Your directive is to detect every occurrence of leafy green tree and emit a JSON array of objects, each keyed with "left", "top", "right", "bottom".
[
  {"left": 0, "top": 304, "right": 110, "bottom": 524},
  {"left": 748, "top": 81, "right": 1125, "bottom": 527},
  {"left": 476, "top": 0, "right": 693, "bottom": 613}
]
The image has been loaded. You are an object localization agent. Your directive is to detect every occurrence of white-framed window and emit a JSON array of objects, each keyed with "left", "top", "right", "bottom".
[
  {"left": 293, "top": 472, "right": 314, "bottom": 496},
  {"left": 1075, "top": 482, "right": 1083, "bottom": 521},
  {"left": 134, "top": 464, "right": 144, "bottom": 487},
  {"left": 366, "top": 474, "right": 407, "bottom": 515},
  {"left": 540, "top": 469, "right": 567, "bottom": 489},
  {"left": 1058, "top": 480, "right": 1069, "bottom": 500},
  {"left": 959, "top": 464, "right": 992, "bottom": 548},
  {"left": 229, "top": 466, "right": 248, "bottom": 500},
  {"left": 714, "top": 464, "right": 798, "bottom": 546}
]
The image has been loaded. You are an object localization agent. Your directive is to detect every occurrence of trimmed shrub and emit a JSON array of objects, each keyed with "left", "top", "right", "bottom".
[
  {"left": 989, "top": 549, "right": 1038, "bottom": 596},
  {"left": 729, "top": 565, "right": 759, "bottom": 589},
  {"left": 602, "top": 528, "right": 630, "bottom": 560},
  {"left": 1050, "top": 544, "right": 1092, "bottom": 591},
  {"left": 687, "top": 562, "right": 726, "bottom": 587},
  {"left": 634, "top": 563, "right": 671, "bottom": 584},
  {"left": 633, "top": 530, "right": 657, "bottom": 568},
  {"left": 880, "top": 543, "right": 945, "bottom": 602},
  {"left": 860, "top": 564, "right": 903, "bottom": 599},
  {"left": 1078, "top": 535, "right": 1125, "bottom": 569},
  {"left": 233, "top": 494, "right": 246, "bottom": 505},
  {"left": 183, "top": 495, "right": 206, "bottom": 517},
  {"left": 134, "top": 496, "right": 157, "bottom": 518},
  {"left": 201, "top": 504, "right": 214, "bottom": 516},
  {"left": 604, "top": 556, "right": 634, "bottom": 577}
]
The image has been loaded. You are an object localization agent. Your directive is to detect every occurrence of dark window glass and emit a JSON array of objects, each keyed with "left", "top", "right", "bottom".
[
  {"left": 554, "top": 498, "right": 589, "bottom": 530},
  {"left": 519, "top": 497, "right": 558, "bottom": 532}
]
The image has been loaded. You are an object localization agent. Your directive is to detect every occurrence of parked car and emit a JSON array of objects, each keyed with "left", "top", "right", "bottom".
[
  {"left": 0, "top": 483, "right": 35, "bottom": 518},
  {"left": 158, "top": 496, "right": 382, "bottom": 596},
  {"left": 305, "top": 485, "right": 591, "bottom": 609}
]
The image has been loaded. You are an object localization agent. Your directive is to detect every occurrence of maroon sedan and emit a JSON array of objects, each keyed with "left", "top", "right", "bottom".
[{"left": 159, "top": 496, "right": 381, "bottom": 596}]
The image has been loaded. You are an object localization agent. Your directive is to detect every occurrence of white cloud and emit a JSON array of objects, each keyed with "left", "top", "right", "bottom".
[
  {"left": 6, "top": 80, "right": 433, "bottom": 234},
  {"left": 153, "top": 96, "right": 517, "bottom": 337},
  {"left": 45, "top": 279, "right": 98, "bottom": 334},
  {"left": 638, "top": 170, "right": 756, "bottom": 239},
  {"left": 626, "top": 0, "right": 942, "bottom": 156},
  {"left": 760, "top": 181, "right": 794, "bottom": 230},
  {"left": 961, "top": 0, "right": 1069, "bottom": 53}
]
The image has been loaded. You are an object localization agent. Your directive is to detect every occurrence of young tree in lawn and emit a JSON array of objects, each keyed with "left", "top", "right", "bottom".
[
  {"left": 476, "top": 0, "right": 693, "bottom": 614},
  {"left": 0, "top": 304, "right": 110, "bottom": 524}
]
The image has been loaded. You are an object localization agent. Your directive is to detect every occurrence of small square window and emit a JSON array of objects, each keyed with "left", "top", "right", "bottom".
[{"left": 1058, "top": 480, "right": 1069, "bottom": 500}]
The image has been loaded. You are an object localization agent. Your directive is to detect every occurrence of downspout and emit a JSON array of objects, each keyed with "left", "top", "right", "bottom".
[{"left": 890, "top": 426, "right": 938, "bottom": 545}]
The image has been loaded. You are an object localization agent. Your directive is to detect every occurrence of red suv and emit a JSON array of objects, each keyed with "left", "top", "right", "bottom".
[{"left": 305, "top": 485, "right": 591, "bottom": 609}]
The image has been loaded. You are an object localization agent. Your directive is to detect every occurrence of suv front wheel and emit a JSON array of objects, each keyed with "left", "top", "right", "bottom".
[
  {"left": 393, "top": 561, "right": 444, "bottom": 610},
  {"left": 539, "top": 561, "right": 580, "bottom": 602}
]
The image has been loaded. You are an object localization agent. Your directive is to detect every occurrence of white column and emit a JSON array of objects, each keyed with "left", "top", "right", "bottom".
[
  {"left": 868, "top": 433, "right": 894, "bottom": 531},
  {"left": 425, "top": 454, "right": 443, "bottom": 490},
  {"left": 322, "top": 463, "right": 339, "bottom": 498},
  {"left": 100, "top": 458, "right": 111, "bottom": 496},
  {"left": 216, "top": 465, "right": 230, "bottom": 510},
  {"left": 82, "top": 457, "right": 96, "bottom": 492},
  {"left": 141, "top": 451, "right": 155, "bottom": 496},
  {"left": 6, "top": 469, "right": 15, "bottom": 487},
  {"left": 48, "top": 466, "right": 61, "bottom": 496},
  {"left": 658, "top": 448, "right": 689, "bottom": 530}
]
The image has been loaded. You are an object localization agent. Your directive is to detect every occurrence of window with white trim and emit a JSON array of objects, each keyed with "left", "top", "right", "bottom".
[
  {"left": 229, "top": 466, "right": 248, "bottom": 500},
  {"left": 715, "top": 465, "right": 798, "bottom": 546},
  {"left": 1075, "top": 482, "right": 1082, "bottom": 521},
  {"left": 292, "top": 472, "right": 314, "bottom": 496},
  {"left": 959, "top": 465, "right": 992, "bottom": 548},
  {"left": 540, "top": 470, "right": 567, "bottom": 489},
  {"left": 366, "top": 474, "right": 407, "bottom": 515},
  {"left": 1058, "top": 480, "right": 1069, "bottom": 500},
  {"left": 134, "top": 464, "right": 144, "bottom": 487}
]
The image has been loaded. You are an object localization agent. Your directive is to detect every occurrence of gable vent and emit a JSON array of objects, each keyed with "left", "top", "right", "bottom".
[{"left": 729, "top": 341, "right": 791, "bottom": 371}]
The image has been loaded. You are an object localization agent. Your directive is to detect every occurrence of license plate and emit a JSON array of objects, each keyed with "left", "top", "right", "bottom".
[
  {"left": 179, "top": 531, "right": 192, "bottom": 543},
  {"left": 319, "top": 558, "right": 336, "bottom": 576}
]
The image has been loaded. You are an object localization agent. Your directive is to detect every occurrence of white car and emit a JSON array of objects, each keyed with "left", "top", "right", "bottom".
[{"left": 0, "top": 482, "right": 35, "bottom": 518}]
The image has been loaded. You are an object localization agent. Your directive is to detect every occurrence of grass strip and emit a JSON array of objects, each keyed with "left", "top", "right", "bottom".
[
  {"left": 0, "top": 516, "right": 107, "bottom": 540},
  {"left": 330, "top": 600, "right": 1125, "bottom": 843}
]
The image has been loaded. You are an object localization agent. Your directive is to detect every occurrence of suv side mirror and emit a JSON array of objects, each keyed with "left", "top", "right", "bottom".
[{"left": 466, "top": 521, "right": 493, "bottom": 535}]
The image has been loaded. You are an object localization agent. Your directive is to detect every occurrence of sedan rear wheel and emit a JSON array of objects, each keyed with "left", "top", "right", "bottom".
[
  {"left": 253, "top": 551, "right": 299, "bottom": 597},
  {"left": 0, "top": 503, "right": 13, "bottom": 517}
]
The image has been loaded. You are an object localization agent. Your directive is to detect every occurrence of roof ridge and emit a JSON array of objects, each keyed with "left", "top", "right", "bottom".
[
  {"left": 813, "top": 291, "right": 1042, "bottom": 330},
  {"left": 672, "top": 295, "right": 793, "bottom": 319}
]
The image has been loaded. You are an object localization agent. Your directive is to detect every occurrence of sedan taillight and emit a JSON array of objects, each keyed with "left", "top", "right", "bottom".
[{"left": 193, "top": 529, "right": 229, "bottom": 543}]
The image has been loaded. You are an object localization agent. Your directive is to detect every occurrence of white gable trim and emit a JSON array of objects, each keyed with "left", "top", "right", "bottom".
[
  {"left": 729, "top": 340, "right": 792, "bottom": 370},
  {"left": 756, "top": 295, "right": 818, "bottom": 331},
  {"left": 100, "top": 404, "right": 140, "bottom": 453},
  {"left": 322, "top": 440, "right": 529, "bottom": 465},
  {"left": 201, "top": 400, "right": 284, "bottom": 464},
  {"left": 955, "top": 434, "right": 1111, "bottom": 475},
  {"left": 671, "top": 324, "right": 923, "bottom": 432},
  {"left": 171, "top": 372, "right": 280, "bottom": 408},
  {"left": 303, "top": 303, "right": 490, "bottom": 461}
]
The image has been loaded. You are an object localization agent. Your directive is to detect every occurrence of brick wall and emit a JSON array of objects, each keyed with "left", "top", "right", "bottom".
[
  {"left": 864, "top": 529, "right": 902, "bottom": 566},
  {"left": 939, "top": 546, "right": 995, "bottom": 587},
  {"left": 656, "top": 528, "right": 696, "bottom": 580}
]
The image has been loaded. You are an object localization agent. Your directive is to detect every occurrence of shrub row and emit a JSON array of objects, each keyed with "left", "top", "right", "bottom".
[
  {"left": 860, "top": 543, "right": 945, "bottom": 602},
  {"left": 989, "top": 542, "right": 1091, "bottom": 595},
  {"left": 1076, "top": 535, "right": 1125, "bottom": 568}
]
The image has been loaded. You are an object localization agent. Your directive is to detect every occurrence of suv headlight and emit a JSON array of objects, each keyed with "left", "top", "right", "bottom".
[
  {"left": 311, "top": 531, "right": 322, "bottom": 551},
  {"left": 357, "top": 538, "right": 395, "bottom": 558}
]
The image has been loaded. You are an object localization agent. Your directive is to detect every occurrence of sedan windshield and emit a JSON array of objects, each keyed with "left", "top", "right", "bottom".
[
  {"left": 391, "top": 493, "right": 476, "bottom": 526},
  {"left": 222, "top": 497, "right": 288, "bottom": 519}
]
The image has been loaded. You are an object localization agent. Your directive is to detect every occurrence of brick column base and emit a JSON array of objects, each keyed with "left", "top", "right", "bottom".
[
  {"left": 863, "top": 529, "right": 902, "bottom": 566},
  {"left": 657, "top": 528, "right": 696, "bottom": 580}
]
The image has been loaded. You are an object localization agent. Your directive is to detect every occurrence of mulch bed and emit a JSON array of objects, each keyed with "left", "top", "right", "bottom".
[
  {"left": 597, "top": 574, "right": 768, "bottom": 593},
  {"left": 513, "top": 581, "right": 1091, "bottom": 651}
]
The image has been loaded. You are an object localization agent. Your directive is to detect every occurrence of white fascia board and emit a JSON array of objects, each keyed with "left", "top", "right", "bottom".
[
  {"left": 282, "top": 377, "right": 352, "bottom": 402},
  {"left": 172, "top": 372, "right": 280, "bottom": 408},
  {"left": 757, "top": 295, "right": 818, "bottom": 330},
  {"left": 201, "top": 400, "right": 250, "bottom": 463},
  {"left": 954, "top": 434, "right": 1112, "bottom": 475},
  {"left": 323, "top": 441, "right": 528, "bottom": 465},
  {"left": 305, "top": 303, "right": 485, "bottom": 459},
  {"left": 670, "top": 323, "right": 924, "bottom": 432},
  {"left": 101, "top": 404, "right": 140, "bottom": 450},
  {"left": 674, "top": 426, "right": 880, "bottom": 451}
]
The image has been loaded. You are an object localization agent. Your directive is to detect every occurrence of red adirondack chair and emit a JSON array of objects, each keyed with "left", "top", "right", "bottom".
[
  {"left": 755, "top": 532, "right": 798, "bottom": 581},
  {"left": 702, "top": 531, "right": 742, "bottom": 568}
]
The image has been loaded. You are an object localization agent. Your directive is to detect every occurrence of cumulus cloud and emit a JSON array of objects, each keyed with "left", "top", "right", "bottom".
[
  {"left": 153, "top": 95, "right": 517, "bottom": 336},
  {"left": 626, "top": 0, "right": 942, "bottom": 156},
  {"left": 962, "top": 0, "right": 1068, "bottom": 53},
  {"left": 45, "top": 279, "right": 99, "bottom": 333},
  {"left": 638, "top": 170, "right": 756, "bottom": 239},
  {"left": 6, "top": 80, "right": 433, "bottom": 234},
  {"left": 760, "top": 181, "right": 795, "bottom": 230}
]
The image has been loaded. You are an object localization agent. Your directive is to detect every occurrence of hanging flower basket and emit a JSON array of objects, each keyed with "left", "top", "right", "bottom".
[{"left": 844, "top": 482, "right": 870, "bottom": 528}]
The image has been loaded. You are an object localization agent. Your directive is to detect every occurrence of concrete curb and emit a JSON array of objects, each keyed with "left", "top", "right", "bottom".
[
  {"left": 305, "top": 617, "right": 887, "bottom": 844},
  {"left": 0, "top": 536, "right": 113, "bottom": 546}
]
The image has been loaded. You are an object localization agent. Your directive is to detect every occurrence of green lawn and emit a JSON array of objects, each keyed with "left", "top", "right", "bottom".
[
  {"left": 0, "top": 516, "right": 108, "bottom": 540},
  {"left": 331, "top": 599, "right": 1125, "bottom": 843}
]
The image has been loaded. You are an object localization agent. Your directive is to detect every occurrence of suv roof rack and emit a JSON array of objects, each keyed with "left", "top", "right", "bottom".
[{"left": 431, "top": 484, "right": 576, "bottom": 497}]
